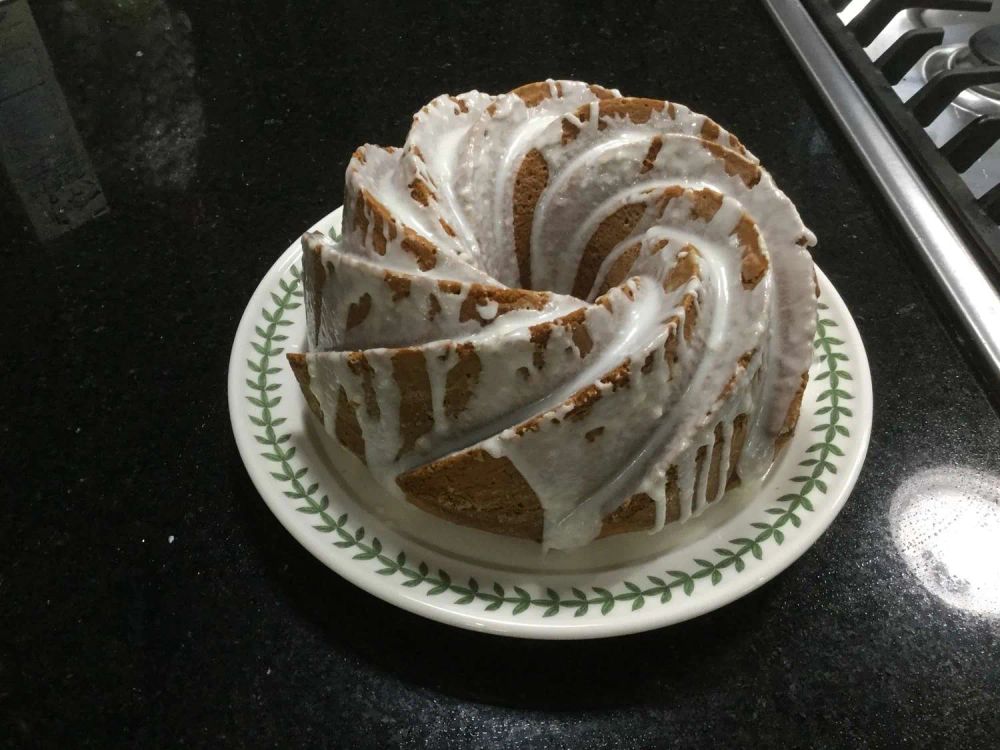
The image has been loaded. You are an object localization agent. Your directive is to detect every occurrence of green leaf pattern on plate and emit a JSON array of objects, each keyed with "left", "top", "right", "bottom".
[{"left": 247, "top": 267, "right": 850, "bottom": 618}]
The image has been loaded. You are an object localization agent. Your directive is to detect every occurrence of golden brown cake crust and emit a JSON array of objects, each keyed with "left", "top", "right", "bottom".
[
  {"left": 287, "top": 352, "right": 322, "bottom": 422},
  {"left": 395, "top": 410, "right": 756, "bottom": 541},
  {"left": 399, "top": 449, "right": 545, "bottom": 540}
]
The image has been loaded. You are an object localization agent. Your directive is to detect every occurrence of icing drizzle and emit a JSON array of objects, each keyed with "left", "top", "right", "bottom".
[{"left": 298, "top": 80, "right": 817, "bottom": 550}]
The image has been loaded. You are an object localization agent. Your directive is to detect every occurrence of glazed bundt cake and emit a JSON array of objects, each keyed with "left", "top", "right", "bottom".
[{"left": 287, "top": 80, "right": 817, "bottom": 550}]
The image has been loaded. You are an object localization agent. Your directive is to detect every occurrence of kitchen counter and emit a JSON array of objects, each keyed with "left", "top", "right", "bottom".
[{"left": 4, "top": 1, "right": 1000, "bottom": 747}]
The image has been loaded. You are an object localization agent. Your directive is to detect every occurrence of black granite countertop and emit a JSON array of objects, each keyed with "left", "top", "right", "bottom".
[{"left": 4, "top": 1, "right": 1000, "bottom": 747}]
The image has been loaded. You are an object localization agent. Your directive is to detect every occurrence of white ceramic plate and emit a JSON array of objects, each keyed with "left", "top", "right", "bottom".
[{"left": 228, "top": 207, "right": 873, "bottom": 639}]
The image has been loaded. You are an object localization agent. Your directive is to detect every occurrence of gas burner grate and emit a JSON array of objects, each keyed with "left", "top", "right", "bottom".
[
  {"left": 764, "top": 0, "right": 1000, "bottom": 392},
  {"left": 801, "top": 0, "right": 1000, "bottom": 276}
]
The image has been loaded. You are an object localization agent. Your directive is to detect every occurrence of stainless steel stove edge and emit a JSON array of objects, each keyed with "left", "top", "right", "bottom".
[{"left": 764, "top": 0, "right": 1000, "bottom": 388}]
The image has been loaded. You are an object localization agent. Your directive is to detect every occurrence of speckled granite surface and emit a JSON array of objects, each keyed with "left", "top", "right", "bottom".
[{"left": 3, "top": 1, "right": 999, "bottom": 747}]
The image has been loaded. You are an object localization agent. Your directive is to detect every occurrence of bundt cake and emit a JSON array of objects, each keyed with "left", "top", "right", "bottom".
[{"left": 286, "top": 80, "right": 818, "bottom": 550}]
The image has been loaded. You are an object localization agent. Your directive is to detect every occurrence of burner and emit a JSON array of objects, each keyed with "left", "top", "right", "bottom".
[
  {"left": 970, "top": 23, "right": 1000, "bottom": 64},
  {"left": 913, "top": 8, "right": 1000, "bottom": 45},
  {"left": 922, "top": 40, "right": 1000, "bottom": 116}
]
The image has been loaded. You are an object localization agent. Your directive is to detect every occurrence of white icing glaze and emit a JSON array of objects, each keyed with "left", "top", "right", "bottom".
[{"left": 298, "top": 81, "right": 817, "bottom": 550}]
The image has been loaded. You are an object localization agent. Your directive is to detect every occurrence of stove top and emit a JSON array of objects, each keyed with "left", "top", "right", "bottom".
[
  {"left": 765, "top": 0, "right": 1000, "bottom": 394},
  {"left": 847, "top": 2, "right": 1000, "bottom": 201}
]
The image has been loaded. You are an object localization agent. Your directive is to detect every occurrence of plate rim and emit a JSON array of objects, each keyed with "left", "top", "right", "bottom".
[{"left": 228, "top": 210, "right": 873, "bottom": 639}]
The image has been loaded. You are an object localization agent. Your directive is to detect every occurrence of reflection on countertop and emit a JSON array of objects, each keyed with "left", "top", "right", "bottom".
[
  {"left": 891, "top": 465, "right": 1000, "bottom": 617},
  {"left": 0, "top": 0, "right": 205, "bottom": 241},
  {"left": 0, "top": 0, "right": 106, "bottom": 239},
  {"left": 37, "top": 0, "right": 204, "bottom": 192}
]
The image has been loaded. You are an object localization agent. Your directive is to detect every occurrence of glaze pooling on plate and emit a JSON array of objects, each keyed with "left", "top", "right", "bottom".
[{"left": 290, "top": 80, "right": 818, "bottom": 550}]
